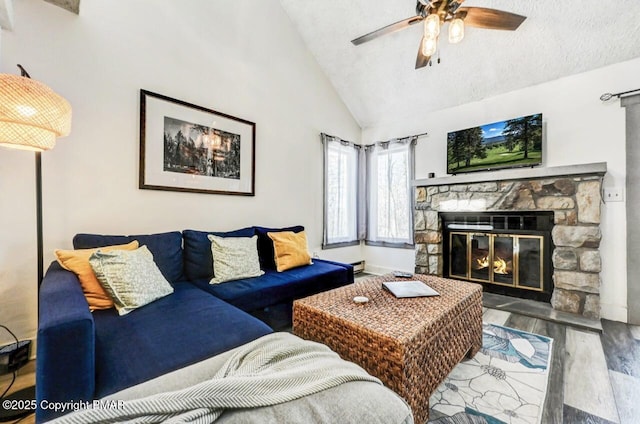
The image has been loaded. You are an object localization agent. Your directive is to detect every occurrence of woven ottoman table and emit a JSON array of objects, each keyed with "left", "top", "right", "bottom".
[{"left": 292, "top": 274, "right": 483, "bottom": 424}]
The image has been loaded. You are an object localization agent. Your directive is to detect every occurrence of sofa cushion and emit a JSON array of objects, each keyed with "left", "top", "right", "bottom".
[
  {"left": 90, "top": 246, "right": 174, "bottom": 316},
  {"left": 91, "top": 282, "right": 272, "bottom": 398},
  {"left": 73, "top": 232, "right": 184, "bottom": 283},
  {"left": 254, "top": 225, "right": 304, "bottom": 269},
  {"left": 191, "top": 259, "right": 352, "bottom": 312},
  {"left": 55, "top": 241, "right": 139, "bottom": 311},
  {"left": 183, "top": 227, "right": 255, "bottom": 281}
]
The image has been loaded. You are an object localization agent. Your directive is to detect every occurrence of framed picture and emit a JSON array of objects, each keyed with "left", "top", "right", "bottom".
[{"left": 139, "top": 90, "right": 256, "bottom": 196}]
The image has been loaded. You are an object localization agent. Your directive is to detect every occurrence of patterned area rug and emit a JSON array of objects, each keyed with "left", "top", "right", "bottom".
[{"left": 428, "top": 323, "right": 553, "bottom": 424}]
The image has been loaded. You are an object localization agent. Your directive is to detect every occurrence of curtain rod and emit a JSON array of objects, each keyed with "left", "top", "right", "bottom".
[
  {"left": 321, "top": 131, "right": 428, "bottom": 145},
  {"left": 366, "top": 131, "right": 428, "bottom": 147},
  {"left": 600, "top": 88, "right": 640, "bottom": 101}
]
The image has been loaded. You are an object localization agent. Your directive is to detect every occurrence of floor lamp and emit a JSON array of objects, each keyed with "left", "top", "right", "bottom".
[{"left": 0, "top": 66, "right": 72, "bottom": 421}]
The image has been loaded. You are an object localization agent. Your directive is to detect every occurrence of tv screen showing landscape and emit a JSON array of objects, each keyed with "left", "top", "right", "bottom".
[{"left": 447, "top": 113, "right": 543, "bottom": 174}]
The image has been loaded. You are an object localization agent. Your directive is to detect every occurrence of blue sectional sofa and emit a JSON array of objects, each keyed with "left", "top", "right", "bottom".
[{"left": 37, "top": 226, "right": 354, "bottom": 422}]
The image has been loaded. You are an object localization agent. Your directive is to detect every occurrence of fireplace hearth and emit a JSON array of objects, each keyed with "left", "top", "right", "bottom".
[{"left": 441, "top": 212, "right": 554, "bottom": 302}]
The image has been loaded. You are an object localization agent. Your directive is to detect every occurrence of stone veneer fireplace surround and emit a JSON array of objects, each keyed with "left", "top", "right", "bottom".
[{"left": 413, "top": 162, "right": 606, "bottom": 319}]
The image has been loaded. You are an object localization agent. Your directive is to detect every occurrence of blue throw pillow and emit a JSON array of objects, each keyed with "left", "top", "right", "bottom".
[
  {"left": 182, "top": 227, "right": 255, "bottom": 280},
  {"left": 73, "top": 231, "right": 184, "bottom": 283},
  {"left": 254, "top": 225, "right": 304, "bottom": 269}
]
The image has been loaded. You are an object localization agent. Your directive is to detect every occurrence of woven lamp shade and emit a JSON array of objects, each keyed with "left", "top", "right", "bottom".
[{"left": 0, "top": 74, "right": 72, "bottom": 151}]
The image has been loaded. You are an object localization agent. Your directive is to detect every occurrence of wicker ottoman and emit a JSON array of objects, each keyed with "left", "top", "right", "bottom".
[{"left": 292, "top": 274, "right": 483, "bottom": 424}]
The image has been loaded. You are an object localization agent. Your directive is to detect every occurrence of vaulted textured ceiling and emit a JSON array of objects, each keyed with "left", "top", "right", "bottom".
[{"left": 279, "top": 0, "right": 640, "bottom": 128}]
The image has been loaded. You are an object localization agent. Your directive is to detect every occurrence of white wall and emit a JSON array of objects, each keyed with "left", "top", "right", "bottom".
[
  {"left": 0, "top": 0, "right": 362, "bottom": 346},
  {"left": 363, "top": 57, "right": 640, "bottom": 322}
]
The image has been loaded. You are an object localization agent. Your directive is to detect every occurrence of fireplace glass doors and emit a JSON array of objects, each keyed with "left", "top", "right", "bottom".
[
  {"left": 441, "top": 211, "right": 554, "bottom": 302},
  {"left": 449, "top": 232, "right": 544, "bottom": 292}
]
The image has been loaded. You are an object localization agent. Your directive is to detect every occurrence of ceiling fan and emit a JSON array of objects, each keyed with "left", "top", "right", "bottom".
[{"left": 351, "top": 0, "right": 526, "bottom": 69}]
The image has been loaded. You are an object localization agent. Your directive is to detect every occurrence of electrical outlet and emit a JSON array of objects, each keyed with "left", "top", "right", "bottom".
[
  {"left": 0, "top": 340, "right": 31, "bottom": 375},
  {"left": 604, "top": 187, "right": 624, "bottom": 202}
]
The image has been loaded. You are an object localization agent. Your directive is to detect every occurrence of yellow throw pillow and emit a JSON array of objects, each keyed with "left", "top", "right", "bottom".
[
  {"left": 55, "top": 241, "right": 139, "bottom": 310},
  {"left": 267, "top": 231, "right": 312, "bottom": 272}
]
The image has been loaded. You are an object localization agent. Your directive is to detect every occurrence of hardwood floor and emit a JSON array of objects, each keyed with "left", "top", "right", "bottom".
[
  {"left": 483, "top": 308, "right": 640, "bottom": 424},
  {"left": 0, "top": 360, "right": 35, "bottom": 424}
]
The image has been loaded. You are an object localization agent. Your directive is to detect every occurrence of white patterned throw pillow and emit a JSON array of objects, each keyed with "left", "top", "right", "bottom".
[
  {"left": 208, "top": 234, "right": 264, "bottom": 284},
  {"left": 89, "top": 245, "right": 174, "bottom": 316}
]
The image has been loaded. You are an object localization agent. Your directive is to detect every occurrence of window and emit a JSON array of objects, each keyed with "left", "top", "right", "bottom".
[
  {"left": 322, "top": 134, "right": 362, "bottom": 248},
  {"left": 366, "top": 139, "right": 416, "bottom": 248},
  {"left": 321, "top": 134, "right": 415, "bottom": 249}
]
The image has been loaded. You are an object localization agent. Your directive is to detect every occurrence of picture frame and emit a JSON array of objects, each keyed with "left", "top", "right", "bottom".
[{"left": 139, "top": 89, "right": 256, "bottom": 196}]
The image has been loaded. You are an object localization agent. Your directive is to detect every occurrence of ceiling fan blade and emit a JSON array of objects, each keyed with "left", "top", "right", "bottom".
[
  {"left": 458, "top": 7, "right": 526, "bottom": 31},
  {"left": 352, "top": 15, "right": 424, "bottom": 46},
  {"left": 415, "top": 38, "right": 431, "bottom": 70}
]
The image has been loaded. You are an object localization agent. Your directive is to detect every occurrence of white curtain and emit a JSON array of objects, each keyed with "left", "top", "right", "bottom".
[
  {"left": 321, "top": 133, "right": 364, "bottom": 248},
  {"left": 365, "top": 137, "right": 416, "bottom": 248}
]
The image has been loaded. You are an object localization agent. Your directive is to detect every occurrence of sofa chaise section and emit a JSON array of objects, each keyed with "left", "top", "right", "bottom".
[
  {"left": 90, "top": 283, "right": 272, "bottom": 399},
  {"left": 36, "top": 231, "right": 273, "bottom": 422}
]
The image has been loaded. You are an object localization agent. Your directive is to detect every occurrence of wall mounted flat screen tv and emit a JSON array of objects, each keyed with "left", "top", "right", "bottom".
[{"left": 447, "top": 113, "right": 543, "bottom": 174}]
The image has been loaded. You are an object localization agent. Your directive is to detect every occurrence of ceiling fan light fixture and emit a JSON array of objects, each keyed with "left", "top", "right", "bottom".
[
  {"left": 448, "top": 18, "right": 465, "bottom": 44},
  {"left": 350, "top": 1, "right": 528, "bottom": 70},
  {"left": 421, "top": 35, "right": 438, "bottom": 57},
  {"left": 424, "top": 13, "right": 440, "bottom": 38}
]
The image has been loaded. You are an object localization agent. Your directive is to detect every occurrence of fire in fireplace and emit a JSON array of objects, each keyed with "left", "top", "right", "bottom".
[{"left": 441, "top": 211, "right": 554, "bottom": 302}]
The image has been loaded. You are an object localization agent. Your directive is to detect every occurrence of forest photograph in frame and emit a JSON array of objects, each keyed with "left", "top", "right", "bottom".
[
  {"left": 139, "top": 90, "right": 255, "bottom": 196},
  {"left": 447, "top": 113, "right": 542, "bottom": 174},
  {"left": 163, "top": 116, "right": 240, "bottom": 180}
]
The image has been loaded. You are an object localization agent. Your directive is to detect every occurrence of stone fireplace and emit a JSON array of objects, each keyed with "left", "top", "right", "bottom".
[{"left": 414, "top": 163, "right": 605, "bottom": 319}]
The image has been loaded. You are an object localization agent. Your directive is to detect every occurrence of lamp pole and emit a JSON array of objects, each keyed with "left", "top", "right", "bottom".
[
  {"left": 36, "top": 151, "right": 43, "bottom": 285},
  {"left": 18, "top": 65, "right": 44, "bottom": 285}
]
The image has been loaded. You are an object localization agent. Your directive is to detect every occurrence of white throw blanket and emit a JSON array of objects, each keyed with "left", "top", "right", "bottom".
[{"left": 50, "top": 333, "right": 382, "bottom": 423}]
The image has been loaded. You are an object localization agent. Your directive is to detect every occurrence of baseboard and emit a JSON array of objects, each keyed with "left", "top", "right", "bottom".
[
  {"left": 364, "top": 264, "right": 413, "bottom": 276},
  {"left": 600, "top": 303, "right": 628, "bottom": 323}
]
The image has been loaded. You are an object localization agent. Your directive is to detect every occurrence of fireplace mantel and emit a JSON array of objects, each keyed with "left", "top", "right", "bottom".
[{"left": 413, "top": 162, "right": 607, "bottom": 187}]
